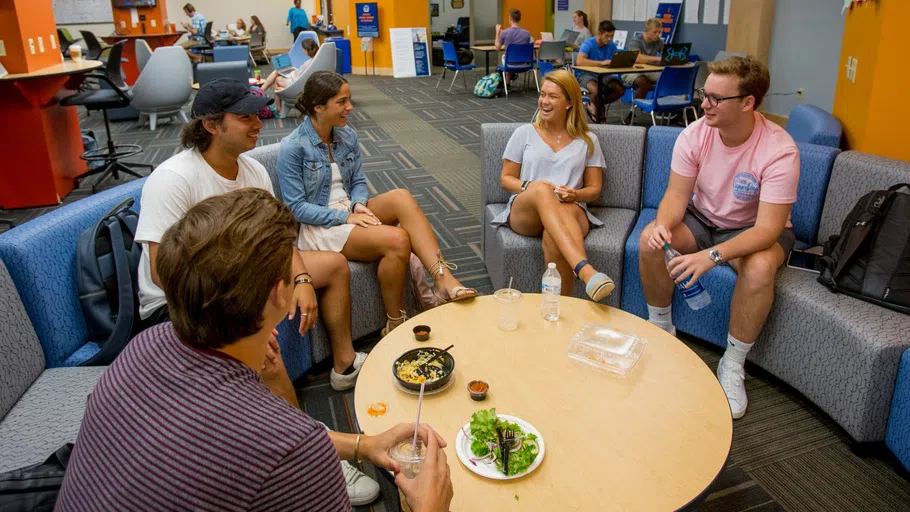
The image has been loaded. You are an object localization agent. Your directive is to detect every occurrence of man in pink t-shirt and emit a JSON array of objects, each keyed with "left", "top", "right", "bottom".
[{"left": 638, "top": 56, "right": 800, "bottom": 419}]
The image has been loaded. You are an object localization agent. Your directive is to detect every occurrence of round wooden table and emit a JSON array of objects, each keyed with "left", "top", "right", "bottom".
[{"left": 354, "top": 294, "right": 732, "bottom": 511}]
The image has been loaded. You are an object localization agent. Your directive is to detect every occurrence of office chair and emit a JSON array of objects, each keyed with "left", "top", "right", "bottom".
[{"left": 59, "top": 41, "right": 153, "bottom": 192}]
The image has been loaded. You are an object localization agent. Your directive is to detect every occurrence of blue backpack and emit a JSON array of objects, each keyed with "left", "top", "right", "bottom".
[
  {"left": 76, "top": 198, "right": 142, "bottom": 366},
  {"left": 474, "top": 72, "right": 503, "bottom": 98}
]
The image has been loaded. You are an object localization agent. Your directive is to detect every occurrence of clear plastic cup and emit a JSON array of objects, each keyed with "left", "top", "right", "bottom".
[
  {"left": 389, "top": 440, "right": 426, "bottom": 479},
  {"left": 493, "top": 288, "right": 522, "bottom": 331},
  {"left": 69, "top": 45, "right": 83, "bottom": 62}
]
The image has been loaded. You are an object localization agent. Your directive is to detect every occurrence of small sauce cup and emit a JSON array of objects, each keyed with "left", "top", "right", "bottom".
[
  {"left": 413, "top": 325, "right": 431, "bottom": 341},
  {"left": 467, "top": 380, "right": 489, "bottom": 401}
]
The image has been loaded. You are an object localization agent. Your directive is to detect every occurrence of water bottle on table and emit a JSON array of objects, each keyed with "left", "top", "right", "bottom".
[
  {"left": 541, "top": 262, "right": 561, "bottom": 321},
  {"left": 662, "top": 243, "right": 711, "bottom": 310}
]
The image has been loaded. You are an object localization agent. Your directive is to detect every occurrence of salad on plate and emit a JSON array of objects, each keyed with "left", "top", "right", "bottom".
[{"left": 464, "top": 408, "right": 540, "bottom": 477}]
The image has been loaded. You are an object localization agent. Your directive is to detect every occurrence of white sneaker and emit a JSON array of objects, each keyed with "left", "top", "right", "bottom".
[
  {"left": 330, "top": 352, "right": 368, "bottom": 391},
  {"left": 717, "top": 357, "right": 748, "bottom": 419},
  {"left": 340, "top": 460, "right": 380, "bottom": 506}
]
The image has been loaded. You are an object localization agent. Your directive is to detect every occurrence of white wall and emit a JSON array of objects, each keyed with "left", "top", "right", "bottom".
[
  {"left": 166, "top": 0, "right": 316, "bottom": 49},
  {"left": 553, "top": 0, "right": 584, "bottom": 37},
  {"left": 430, "top": 0, "right": 470, "bottom": 35},
  {"left": 55, "top": 1, "right": 315, "bottom": 50},
  {"left": 766, "top": 0, "right": 845, "bottom": 117}
]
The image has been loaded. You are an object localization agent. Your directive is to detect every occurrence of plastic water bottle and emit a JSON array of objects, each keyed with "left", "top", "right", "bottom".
[
  {"left": 662, "top": 242, "right": 712, "bottom": 310},
  {"left": 541, "top": 262, "right": 562, "bottom": 321}
]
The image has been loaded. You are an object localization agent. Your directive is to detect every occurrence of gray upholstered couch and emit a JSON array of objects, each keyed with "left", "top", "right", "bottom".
[
  {"left": 481, "top": 124, "right": 646, "bottom": 308},
  {"left": 750, "top": 152, "right": 910, "bottom": 443},
  {"left": 0, "top": 259, "right": 105, "bottom": 473},
  {"left": 246, "top": 144, "right": 421, "bottom": 364}
]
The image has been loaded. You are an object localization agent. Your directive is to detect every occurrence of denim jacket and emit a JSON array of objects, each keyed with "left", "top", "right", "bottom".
[{"left": 276, "top": 117, "right": 369, "bottom": 227}]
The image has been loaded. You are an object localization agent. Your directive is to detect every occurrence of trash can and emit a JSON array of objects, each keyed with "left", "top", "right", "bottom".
[{"left": 327, "top": 37, "right": 352, "bottom": 74}]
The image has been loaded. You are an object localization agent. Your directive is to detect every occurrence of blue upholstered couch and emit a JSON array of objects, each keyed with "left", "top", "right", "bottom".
[
  {"left": 786, "top": 104, "right": 843, "bottom": 149},
  {"left": 887, "top": 349, "right": 910, "bottom": 472},
  {"left": 619, "top": 128, "right": 910, "bottom": 445},
  {"left": 0, "top": 178, "right": 314, "bottom": 379}
]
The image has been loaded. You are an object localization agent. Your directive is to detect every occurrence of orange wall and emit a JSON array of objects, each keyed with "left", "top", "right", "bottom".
[
  {"left": 833, "top": 0, "right": 910, "bottom": 161},
  {"left": 0, "top": 0, "right": 62, "bottom": 73},
  {"left": 335, "top": 0, "right": 429, "bottom": 74},
  {"left": 502, "top": 1, "right": 546, "bottom": 40},
  {"left": 112, "top": 1, "right": 171, "bottom": 35}
]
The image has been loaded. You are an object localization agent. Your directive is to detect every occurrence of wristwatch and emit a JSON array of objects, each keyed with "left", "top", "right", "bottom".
[
  {"left": 294, "top": 276, "right": 314, "bottom": 287},
  {"left": 520, "top": 180, "right": 530, "bottom": 192},
  {"left": 709, "top": 248, "right": 724, "bottom": 265}
]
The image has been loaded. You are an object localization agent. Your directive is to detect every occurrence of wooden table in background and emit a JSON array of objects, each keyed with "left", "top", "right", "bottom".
[
  {"left": 102, "top": 32, "right": 185, "bottom": 85},
  {"left": 469, "top": 45, "right": 500, "bottom": 75},
  {"left": 354, "top": 295, "right": 732, "bottom": 511},
  {"left": 0, "top": 60, "right": 104, "bottom": 209},
  {"left": 572, "top": 63, "right": 695, "bottom": 123}
]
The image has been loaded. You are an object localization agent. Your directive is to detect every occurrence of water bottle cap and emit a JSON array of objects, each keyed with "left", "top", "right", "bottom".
[
  {"left": 662, "top": 242, "right": 671, "bottom": 250},
  {"left": 547, "top": 262, "right": 556, "bottom": 268}
]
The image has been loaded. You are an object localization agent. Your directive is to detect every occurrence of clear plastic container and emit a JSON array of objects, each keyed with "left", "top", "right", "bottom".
[
  {"left": 566, "top": 323, "right": 647, "bottom": 377},
  {"left": 389, "top": 440, "right": 426, "bottom": 479}
]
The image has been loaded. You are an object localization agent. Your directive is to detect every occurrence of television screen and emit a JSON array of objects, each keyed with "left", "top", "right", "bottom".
[{"left": 113, "top": 0, "right": 157, "bottom": 7}]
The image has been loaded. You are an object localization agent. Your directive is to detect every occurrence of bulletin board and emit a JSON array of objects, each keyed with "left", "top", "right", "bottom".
[{"left": 52, "top": 0, "right": 114, "bottom": 24}]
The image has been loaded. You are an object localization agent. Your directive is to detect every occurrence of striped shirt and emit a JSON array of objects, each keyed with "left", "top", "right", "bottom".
[{"left": 56, "top": 323, "right": 351, "bottom": 511}]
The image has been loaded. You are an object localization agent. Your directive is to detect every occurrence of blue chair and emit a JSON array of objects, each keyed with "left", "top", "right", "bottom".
[
  {"left": 289, "top": 31, "right": 320, "bottom": 68},
  {"left": 786, "top": 104, "right": 843, "bottom": 148},
  {"left": 0, "top": 180, "right": 314, "bottom": 379},
  {"left": 631, "top": 65, "right": 700, "bottom": 126},
  {"left": 497, "top": 43, "right": 537, "bottom": 97},
  {"left": 213, "top": 45, "right": 251, "bottom": 73},
  {"left": 887, "top": 349, "right": 910, "bottom": 472},
  {"left": 537, "top": 61, "right": 556, "bottom": 78},
  {"left": 620, "top": 127, "right": 840, "bottom": 349},
  {"left": 436, "top": 41, "right": 476, "bottom": 93}
]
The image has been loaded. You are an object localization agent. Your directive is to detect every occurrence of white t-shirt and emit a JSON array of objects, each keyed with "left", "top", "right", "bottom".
[{"left": 134, "top": 149, "right": 275, "bottom": 319}]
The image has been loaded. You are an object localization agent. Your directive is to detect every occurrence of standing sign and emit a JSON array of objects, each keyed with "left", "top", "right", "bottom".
[
  {"left": 389, "top": 27, "right": 431, "bottom": 78},
  {"left": 656, "top": 2, "right": 682, "bottom": 44},
  {"left": 356, "top": 3, "right": 379, "bottom": 38}
]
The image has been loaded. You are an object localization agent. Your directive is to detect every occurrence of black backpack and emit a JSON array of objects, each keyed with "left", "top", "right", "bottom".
[
  {"left": 76, "top": 198, "right": 142, "bottom": 365},
  {"left": 457, "top": 47, "right": 474, "bottom": 65},
  {"left": 817, "top": 184, "right": 910, "bottom": 314},
  {"left": 0, "top": 444, "right": 72, "bottom": 512}
]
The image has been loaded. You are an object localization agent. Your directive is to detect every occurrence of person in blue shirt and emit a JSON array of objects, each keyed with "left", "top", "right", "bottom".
[
  {"left": 179, "top": 3, "right": 208, "bottom": 63},
  {"left": 287, "top": 0, "right": 310, "bottom": 42},
  {"left": 575, "top": 20, "right": 625, "bottom": 121}
]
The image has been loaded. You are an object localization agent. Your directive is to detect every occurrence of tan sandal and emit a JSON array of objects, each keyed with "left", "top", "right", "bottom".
[
  {"left": 429, "top": 250, "right": 477, "bottom": 304},
  {"left": 381, "top": 310, "right": 408, "bottom": 337}
]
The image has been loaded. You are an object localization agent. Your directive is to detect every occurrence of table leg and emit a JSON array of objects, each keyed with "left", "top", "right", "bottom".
[
  {"left": 485, "top": 51, "right": 490, "bottom": 75},
  {"left": 595, "top": 75, "right": 604, "bottom": 124}
]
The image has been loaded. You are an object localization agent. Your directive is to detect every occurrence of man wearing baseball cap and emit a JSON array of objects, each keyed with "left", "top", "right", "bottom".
[{"left": 133, "top": 79, "right": 380, "bottom": 505}]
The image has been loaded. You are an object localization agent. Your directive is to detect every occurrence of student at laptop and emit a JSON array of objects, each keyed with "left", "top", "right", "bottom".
[
  {"left": 638, "top": 57, "right": 799, "bottom": 420},
  {"left": 262, "top": 38, "right": 319, "bottom": 114},
  {"left": 571, "top": 10, "right": 593, "bottom": 49},
  {"left": 57, "top": 188, "right": 454, "bottom": 512},
  {"left": 179, "top": 3, "right": 207, "bottom": 63},
  {"left": 624, "top": 18, "right": 666, "bottom": 102},
  {"left": 575, "top": 20, "right": 625, "bottom": 120}
]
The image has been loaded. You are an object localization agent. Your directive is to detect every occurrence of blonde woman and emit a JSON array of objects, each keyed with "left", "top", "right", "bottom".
[
  {"left": 491, "top": 69, "right": 614, "bottom": 301},
  {"left": 228, "top": 18, "right": 247, "bottom": 37}
]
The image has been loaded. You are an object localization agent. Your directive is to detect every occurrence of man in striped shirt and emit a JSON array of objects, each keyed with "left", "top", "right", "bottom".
[{"left": 56, "top": 189, "right": 454, "bottom": 511}]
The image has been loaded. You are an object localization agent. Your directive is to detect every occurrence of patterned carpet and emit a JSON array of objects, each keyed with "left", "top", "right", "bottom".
[{"left": 2, "top": 72, "right": 909, "bottom": 511}]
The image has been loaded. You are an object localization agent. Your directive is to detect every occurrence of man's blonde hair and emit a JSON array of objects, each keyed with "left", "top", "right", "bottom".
[
  {"left": 708, "top": 56, "right": 771, "bottom": 109},
  {"left": 645, "top": 18, "right": 662, "bottom": 30}
]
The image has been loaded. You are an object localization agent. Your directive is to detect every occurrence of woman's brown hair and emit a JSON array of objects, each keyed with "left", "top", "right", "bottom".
[{"left": 295, "top": 70, "right": 348, "bottom": 120}]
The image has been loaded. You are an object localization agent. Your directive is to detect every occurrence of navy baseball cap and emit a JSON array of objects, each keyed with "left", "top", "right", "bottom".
[{"left": 191, "top": 78, "right": 273, "bottom": 118}]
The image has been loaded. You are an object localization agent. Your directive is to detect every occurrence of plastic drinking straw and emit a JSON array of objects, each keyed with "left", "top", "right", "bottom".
[
  {"left": 412, "top": 381, "right": 426, "bottom": 453},
  {"left": 508, "top": 276, "right": 513, "bottom": 290}
]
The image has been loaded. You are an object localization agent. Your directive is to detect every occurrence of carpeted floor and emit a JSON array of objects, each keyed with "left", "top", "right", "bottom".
[{"left": 2, "top": 72, "right": 909, "bottom": 511}]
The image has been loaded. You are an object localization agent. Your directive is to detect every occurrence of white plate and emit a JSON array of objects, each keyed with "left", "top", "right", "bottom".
[{"left": 455, "top": 414, "right": 546, "bottom": 480}]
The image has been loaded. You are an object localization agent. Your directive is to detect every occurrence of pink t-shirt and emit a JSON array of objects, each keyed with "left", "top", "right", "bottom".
[{"left": 671, "top": 112, "right": 800, "bottom": 229}]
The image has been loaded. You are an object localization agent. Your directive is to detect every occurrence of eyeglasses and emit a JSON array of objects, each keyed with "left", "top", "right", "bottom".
[{"left": 697, "top": 88, "right": 749, "bottom": 107}]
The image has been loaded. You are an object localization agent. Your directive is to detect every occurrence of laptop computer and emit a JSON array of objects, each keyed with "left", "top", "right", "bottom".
[
  {"left": 540, "top": 32, "right": 554, "bottom": 42},
  {"left": 659, "top": 43, "right": 692, "bottom": 66},
  {"left": 608, "top": 50, "right": 639, "bottom": 68},
  {"left": 271, "top": 53, "right": 296, "bottom": 77},
  {"left": 559, "top": 29, "right": 579, "bottom": 43}
]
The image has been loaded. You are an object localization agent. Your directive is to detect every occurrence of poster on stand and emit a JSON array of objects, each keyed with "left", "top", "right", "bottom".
[
  {"left": 390, "top": 27, "right": 431, "bottom": 78},
  {"left": 356, "top": 3, "right": 379, "bottom": 38},
  {"left": 656, "top": 1, "right": 683, "bottom": 44}
]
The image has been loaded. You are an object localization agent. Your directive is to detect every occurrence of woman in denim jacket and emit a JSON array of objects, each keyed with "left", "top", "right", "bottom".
[{"left": 276, "top": 71, "right": 476, "bottom": 334}]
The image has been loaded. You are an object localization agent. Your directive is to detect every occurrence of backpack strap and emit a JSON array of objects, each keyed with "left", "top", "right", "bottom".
[
  {"left": 830, "top": 190, "right": 899, "bottom": 280},
  {"left": 81, "top": 216, "right": 136, "bottom": 366}
]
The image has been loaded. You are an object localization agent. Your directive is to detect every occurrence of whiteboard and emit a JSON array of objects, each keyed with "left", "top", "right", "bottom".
[{"left": 53, "top": 0, "right": 114, "bottom": 24}]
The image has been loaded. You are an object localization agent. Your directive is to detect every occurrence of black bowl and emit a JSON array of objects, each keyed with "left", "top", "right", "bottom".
[{"left": 392, "top": 347, "right": 455, "bottom": 392}]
